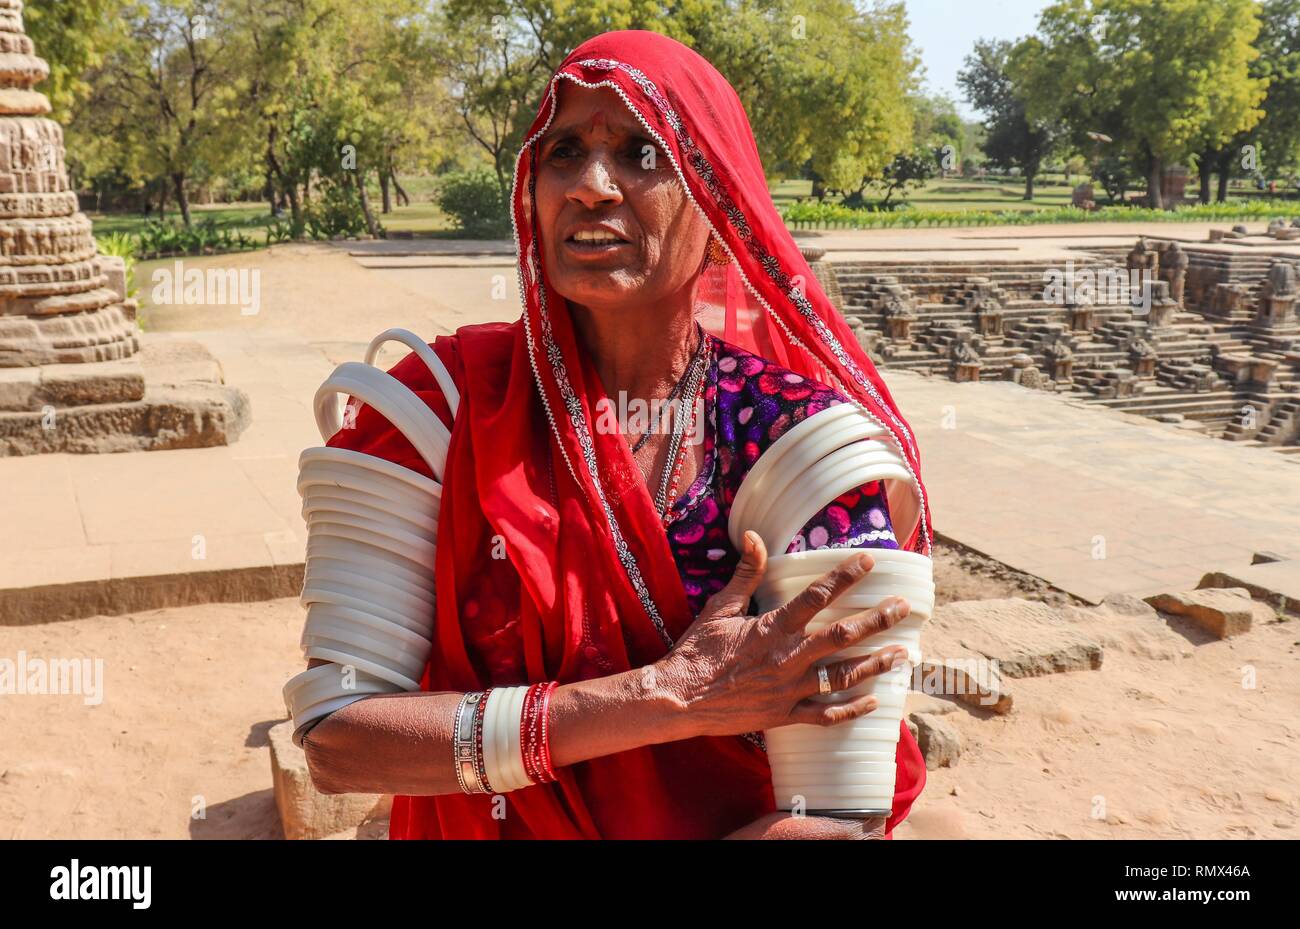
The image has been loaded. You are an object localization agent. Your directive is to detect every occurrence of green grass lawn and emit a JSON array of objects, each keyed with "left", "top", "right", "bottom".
[
  {"left": 89, "top": 194, "right": 457, "bottom": 241},
  {"left": 769, "top": 174, "right": 1080, "bottom": 212}
]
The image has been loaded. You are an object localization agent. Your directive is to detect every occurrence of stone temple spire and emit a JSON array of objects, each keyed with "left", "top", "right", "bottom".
[
  {"left": 0, "top": 0, "right": 139, "bottom": 366},
  {"left": 0, "top": 0, "right": 247, "bottom": 455}
]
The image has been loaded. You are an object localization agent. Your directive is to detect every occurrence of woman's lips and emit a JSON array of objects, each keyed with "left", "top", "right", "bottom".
[{"left": 562, "top": 236, "right": 633, "bottom": 259}]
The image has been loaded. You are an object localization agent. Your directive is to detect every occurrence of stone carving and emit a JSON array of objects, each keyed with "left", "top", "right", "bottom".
[
  {"left": 0, "top": 0, "right": 247, "bottom": 454},
  {"left": 1209, "top": 282, "right": 1251, "bottom": 319},
  {"left": 1129, "top": 336, "right": 1158, "bottom": 377},
  {"left": 878, "top": 281, "right": 918, "bottom": 341},
  {"left": 1047, "top": 337, "right": 1074, "bottom": 382},
  {"left": 1162, "top": 241, "right": 1189, "bottom": 307},
  {"left": 1126, "top": 238, "right": 1158, "bottom": 277},
  {"left": 0, "top": 0, "right": 136, "bottom": 368},
  {"left": 950, "top": 336, "right": 981, "bottom": 382},
  {"left": 1266, "top": 261, "right": 1297, "bottom": 297},
  {"left": 1256, "top": 261, "right": 1298, "bottom": 329},
  {"left": 1144, "top": 279, "right": 1179, "bottom": 328},
  {"left": 962, "top": 278, "right": 1005, "bottom": 336}
]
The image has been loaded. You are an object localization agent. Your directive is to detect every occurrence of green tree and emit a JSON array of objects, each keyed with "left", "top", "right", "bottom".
[
  {"left": 437, "top": 0, "right": 921, "bottom": 196},
  {"left": 1015, "top": 0, "right": 1268, "bottom": 208},
  {"left": 24, "top": 0, "right": 128, "bottom": 121},
  {"left": 77, "top": 0, "right": 245, "bottom": 226},
  {"left": 959, "top": 38, "right": 1058, "bottom": 199}
]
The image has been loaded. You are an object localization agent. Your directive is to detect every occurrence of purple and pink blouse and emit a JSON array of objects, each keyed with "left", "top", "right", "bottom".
[{"left": 666, "top": 334, "right": 898, "bottom": 617}]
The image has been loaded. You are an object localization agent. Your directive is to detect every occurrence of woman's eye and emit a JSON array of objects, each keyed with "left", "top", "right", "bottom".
[
  {"left": 547, "top": 143, "right": 578, "bottom": 162},
  {"left": 627, "top": 141, "right": 661, "bottom": 166}
]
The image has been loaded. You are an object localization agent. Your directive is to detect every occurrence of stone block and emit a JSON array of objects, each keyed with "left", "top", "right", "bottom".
[
  {"left": 910, "top": 712, "right": 962, "bottom": 769},
  {"left": 1144, "top": 588, "right": 1259, "bottom": 638},
  {"left": 269, "top": 719, "right": 392, "bottom": 841},
  {"left": 926, "top": 598, "right": 1103, "bottom": 679}
]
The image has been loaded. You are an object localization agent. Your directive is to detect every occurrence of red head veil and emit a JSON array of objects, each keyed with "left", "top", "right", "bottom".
[{"left": 356, "top": 30, "right": 930, "bottom": 839}]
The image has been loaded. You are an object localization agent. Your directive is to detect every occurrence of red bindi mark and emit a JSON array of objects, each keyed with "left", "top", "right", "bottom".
[{"left": 588, "top": 110, "right": 608, "bottom": 132}]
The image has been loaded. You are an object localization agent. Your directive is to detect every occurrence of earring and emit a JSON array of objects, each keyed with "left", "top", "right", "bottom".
[{"left": 705, "top": 232, "right": 730, "bottom": 266}]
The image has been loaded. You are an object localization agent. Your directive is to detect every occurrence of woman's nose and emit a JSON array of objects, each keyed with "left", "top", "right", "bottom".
[{"left": 567, "top": 153, "right": 623, "bottom": 210}]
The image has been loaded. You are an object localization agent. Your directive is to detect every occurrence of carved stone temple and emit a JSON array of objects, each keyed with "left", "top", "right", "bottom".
[
  {"left": 0, "top": 0, "right": 247, "bottom": 455},
  {"left": 827, "top": 232, "right": 1300, "bottom": 458}
]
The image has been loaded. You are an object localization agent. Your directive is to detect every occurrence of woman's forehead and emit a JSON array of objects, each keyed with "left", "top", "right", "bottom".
[{"left": 544, "top": 83, "right": 643, "bottom": 140}]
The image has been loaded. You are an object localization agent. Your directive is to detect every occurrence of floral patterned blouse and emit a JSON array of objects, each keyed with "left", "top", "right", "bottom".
[{"left": 666, "top": 335, "right": 898, "bottom": 617}]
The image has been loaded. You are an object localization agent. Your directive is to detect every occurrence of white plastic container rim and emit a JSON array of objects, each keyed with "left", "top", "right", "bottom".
[
  {"left": 304, "top": 540, "right": 436, "bottom": 597},
  {"left": 754, "top": 451, "right": 912, "bottom": 555},
  {"left": 305, "top": 520, "right": 436, "bottom": 572},
  {"left": 301, "top": 489, "right": 439, "bottom": 540},
  {"left": 364, "top": 327, "right": 461, "bottom": 418},
  {"left": 314, "top": 362, "right": 450, "bottom": 480},
  {"left": 303, "top": 642, "right": 422, "bottom": 691},
  {"left": 728, "top": 403, "right": 857, "bottom": 549},
  {"left": 742, "top": 432, "right": 897, "bottom": 549},
  {"left": 300, "top": 446, "right": 443, "bottom": 502},
  {"left": 305, "top": 553, "right": 436, "bottom": 603}
]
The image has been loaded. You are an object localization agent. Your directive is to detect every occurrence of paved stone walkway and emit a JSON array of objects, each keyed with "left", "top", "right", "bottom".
[
  {"left": 3, "top": 229, "right": 1298, "bottom": 620},
  {"left": 888, "top": 372, "right": 1300, "bottom": 603}
]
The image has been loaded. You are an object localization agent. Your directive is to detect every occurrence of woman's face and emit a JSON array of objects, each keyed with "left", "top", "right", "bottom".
[{"left": 534, "top": 83, "right": 711, "bottom": 314}]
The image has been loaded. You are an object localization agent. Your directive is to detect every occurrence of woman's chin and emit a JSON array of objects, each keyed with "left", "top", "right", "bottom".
[{"left": 556, "top": 272, "right": 648, "bottom": 310}]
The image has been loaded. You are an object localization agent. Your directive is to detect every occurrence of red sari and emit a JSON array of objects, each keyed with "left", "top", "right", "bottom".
[{"left": 329, "top": 30, "right": 933, "bottom": 839}]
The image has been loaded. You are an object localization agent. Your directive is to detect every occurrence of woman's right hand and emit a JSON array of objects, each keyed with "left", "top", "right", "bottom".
[{"left": 653, "top": 531, "right": 910, "bottom": 740}]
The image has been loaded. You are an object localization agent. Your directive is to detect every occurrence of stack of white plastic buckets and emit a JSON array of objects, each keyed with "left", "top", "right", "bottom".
[
  {"left": 727, "top": 402, "right": 934, "bottom": 817},
  {"left": 282, "top": 329, "right": 453, "bottom": 746}
]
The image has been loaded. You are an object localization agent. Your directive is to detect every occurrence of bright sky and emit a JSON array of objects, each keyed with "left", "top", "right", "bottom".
[{"left": 903, "top": 0, "right": 1052, "bottom": 118}]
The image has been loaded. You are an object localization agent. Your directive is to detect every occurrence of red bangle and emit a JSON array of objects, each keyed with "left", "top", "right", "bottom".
[
  {"left": 520, "top": 683, "right": 544, "bottom": 785},
  {"left": 536, "top": 681, "right": 559, "bottom": 784},
  {"left": 520, "top": 681, "right": 559, "bottom": 785}
]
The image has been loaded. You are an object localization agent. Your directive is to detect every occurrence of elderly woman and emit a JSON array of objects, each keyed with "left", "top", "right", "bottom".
[{"left": 302, "top": 29, "right": 932, "bottom": 839}]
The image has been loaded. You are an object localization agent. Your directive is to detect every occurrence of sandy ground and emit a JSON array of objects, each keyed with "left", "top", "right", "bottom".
[
  {"left": 3, "top": 579, "right": 1295, "bottom": 839},
  {"left": 0, "top": 601, "right": 301, "bottom": 839},
  {"left": 897, "top": 609, "right": 1300, "bottom": 839}
]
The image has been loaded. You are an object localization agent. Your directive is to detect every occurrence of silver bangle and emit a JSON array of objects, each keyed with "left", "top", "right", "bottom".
[{"left": 452, "top": 691, "right": 487, "bottom": 794}]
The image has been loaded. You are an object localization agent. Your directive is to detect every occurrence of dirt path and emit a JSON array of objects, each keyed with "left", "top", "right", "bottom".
[{"left": 3, "top": 594, "right": 1294, "bottom": 839}]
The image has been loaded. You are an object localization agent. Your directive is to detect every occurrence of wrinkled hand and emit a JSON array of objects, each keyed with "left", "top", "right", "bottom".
[{"left": 654, "top": 531, "right": 910, "bottom": 740}]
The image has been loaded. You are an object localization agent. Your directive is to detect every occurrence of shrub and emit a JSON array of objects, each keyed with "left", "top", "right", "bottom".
[
  {"left": 305, "top": 182, "right": 371, "bottom": 239},
  {"left": 93, "top": 232, "right": 138, "bottom": 298},
  {"left": 438, "top": 170, "right": 510, "bottom": 238},
  {"left": 780, "top": 198, "right": 1300, "bottom": 230}
]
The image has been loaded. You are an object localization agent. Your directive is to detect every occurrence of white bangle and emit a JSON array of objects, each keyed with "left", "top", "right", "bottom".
[{"left": 482, "top": 686, "right": 533, "bottom": 793}]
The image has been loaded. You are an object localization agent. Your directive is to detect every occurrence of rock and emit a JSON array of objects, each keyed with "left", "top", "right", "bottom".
[
  {"left": 927, "top": 598, "right": 1103, "bottom": 679},
  {"left": 1199, "top": 561, "right": 1300, "bottom": 617},
  {"left": 905, "top": 691, "right": 959, "bottom": 716},
  {"left": 1145, "top": 588, "right": 1259, "bottom": 639},
  {"left": 1100, "top": 592, "right": 1158, "bottom": 617},
  {"left": 916, "top": 655, "right": 1014, "bottom": 715},
  {"left": 911, "top": 712, "right": 962, "bottom": 770},
  {"left": 1154, "top": 413, "right": 1185, "bottom": 423},
  {"left": 1067, "top": 598, "right": 1191, "bottom": 661},
  {"left": 268, "top": 720, "right": 391, "bottom": 841}
]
